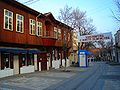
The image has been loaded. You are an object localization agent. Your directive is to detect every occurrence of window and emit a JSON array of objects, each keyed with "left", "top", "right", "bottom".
[
  {"left": 1, "top": 53, "right": 13, "bottom": 69},
  {"left": 4, "top": 9, "right": 13, "bottom": 30},
  {"left": 36, "top": 21, "right": 42, "bottom": 36},
  {"left": 64, "top": 31, "right": 67, "bottom": 41},
  {"left": 68, "top": 33, "right": 70, "bottom": 41},
  {"left": 21, "top": 53, "right": 27, "bottom": 66},
  {"left": 16, "top": 14, "right": 24, "bottom": 33},
  {"left": 58, "top": 29, "right": 61, "bottom": 40},
  {"left": 30, "top": 19, "right": 35, "bottom": 35},
  {"left": 54, "top": 27, "right": 57, "bottom": 39},
  {"left": 3, "top": 53, "right": 10, "bottom": 68}
]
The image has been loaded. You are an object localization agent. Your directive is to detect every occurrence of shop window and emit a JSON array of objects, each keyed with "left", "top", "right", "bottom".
[
  {"left": 21, "top": 53, "right": 27, "bottom": 66},
  {"left": 1, "top": 53, "right": 13, "bottom": 69},
  {"left": 28, "top": 53, "right": 34, "bottom": 65},
  {"left": 16, "top": 14, "right": 24, "bottom": 33},
  {"left": 4, "top": 9, "right": 13, "bottom": 30}
]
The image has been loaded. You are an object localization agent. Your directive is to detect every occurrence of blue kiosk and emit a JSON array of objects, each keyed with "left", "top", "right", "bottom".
[{"left": 78, "top": 50, "right": 91, "bottom": 67}]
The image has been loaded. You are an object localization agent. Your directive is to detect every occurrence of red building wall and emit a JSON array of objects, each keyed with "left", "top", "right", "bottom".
[{"left": 0, "top": 0, "right": 72, "bottom": 47}]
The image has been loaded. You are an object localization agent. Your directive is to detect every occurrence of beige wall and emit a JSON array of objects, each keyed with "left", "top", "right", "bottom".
[
  {"left": 70, "top": 32, "right": 78, "bottom": 63},
  {"left": 72, "top": 32, "right": 78, "bottom": 51}
]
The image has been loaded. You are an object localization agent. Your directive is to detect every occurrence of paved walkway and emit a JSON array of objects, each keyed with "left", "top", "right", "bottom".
[
  {"left": 0, "top": 65, "right": 88, "bottom": 90},
  {"left": 45, "top": 62, "right": 120, "bottom": 90},
  {"left": 0, "top": 62, "right": 120, "bottom": 90},
  {"left": 45, "top": 62, "right": 105, "bottom": 90}
]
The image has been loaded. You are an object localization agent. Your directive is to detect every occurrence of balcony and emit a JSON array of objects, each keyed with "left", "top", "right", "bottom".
[
  {"left": 42, "top": 31, "right": 57, "bottom": 46},
  {"left": 43, "top": 31, "right": 54, "bottom": 39}
]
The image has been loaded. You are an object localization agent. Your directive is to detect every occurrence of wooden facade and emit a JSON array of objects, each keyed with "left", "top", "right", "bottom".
[{"left": 0, "top": 0, "right": 72, "bottom": 78}]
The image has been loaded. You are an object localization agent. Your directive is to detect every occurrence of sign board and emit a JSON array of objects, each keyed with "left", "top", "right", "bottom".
[{"left": 80, "top": 32, "right": 112, "bottom": 42}]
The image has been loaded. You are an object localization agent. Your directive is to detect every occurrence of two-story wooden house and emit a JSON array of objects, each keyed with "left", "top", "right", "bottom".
[{"left": 0, "top": 0, "right": 72, "bottom": 78}]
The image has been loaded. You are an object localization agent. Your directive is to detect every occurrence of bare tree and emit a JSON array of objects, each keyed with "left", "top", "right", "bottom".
[
  {"left": 58, "top": 5, "right": 86, "bottom": 32},
  {"left": 58, "top": 5, "right": 96, "bottom": 51},
  {"left": 113, "top": 0, "right": 120, "bottom": 22},
  {"left": 96, "top": 41, "right": 113, "bottom": 61},
  {"left": 58, "top": 5, "right": 73, "bottom": 25}
]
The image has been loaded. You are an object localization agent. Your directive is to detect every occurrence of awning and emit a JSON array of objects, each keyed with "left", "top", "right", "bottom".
[
  {"left": 0, "top": 48, "right": 43, "bottom": 54},
  {"left": 28, "top": 50, "right": 42, "bottom": 53},
  {"left": 0, "top": 48, "right": 27, "bottom": 53},
  {"left": 78, "top": 50, "right": 91, "bottom": 55}
]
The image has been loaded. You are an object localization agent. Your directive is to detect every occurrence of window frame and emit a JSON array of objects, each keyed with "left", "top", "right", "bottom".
[
  {"left": 58, "top": 29, "right": 61, "bottom": 40},
  {"left": 68, "top": 33, "right": 70, "bottom": 41},
  {"left": 64, "top": 31, "right": 67, "bottom": 42},
  {"left": 29, "top": 19, "right": 35, "bottom": 35},
  {"left": 1, "top": 53, "right": 13, "bottom": 69},
  {"left": 21, "top": 53, "right": 27, "bottom": 66},
  {"left": 54, "top": 27, "right": 58, "bottom": 39},
  {"left": 16, "top": 14, "right": 24, "bottom": 33},
  {"left": 36, "top": 21, "right": 42, "bottom": 36},
  {"left": 4, "top": 9, "right": 13, "bottom": 31}
]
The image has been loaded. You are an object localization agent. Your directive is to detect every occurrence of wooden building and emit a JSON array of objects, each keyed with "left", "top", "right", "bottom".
[{"left": 0, "top": 0, "right": 72, "bottom": 78}]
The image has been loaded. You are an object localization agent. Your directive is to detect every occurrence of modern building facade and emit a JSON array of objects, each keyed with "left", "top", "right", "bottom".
[
  {"left": 115, "top": 29, "right": 120, "bottom": 63},
  {"left": 0, "top": 0, "right": 72, "bottom": 78}
]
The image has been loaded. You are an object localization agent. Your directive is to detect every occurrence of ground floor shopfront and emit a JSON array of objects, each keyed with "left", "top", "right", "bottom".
[{"left": 0, "top": 47, "right": 70, "bottom": 78}]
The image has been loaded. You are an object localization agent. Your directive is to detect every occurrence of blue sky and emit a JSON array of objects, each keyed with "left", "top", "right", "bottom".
[{"left": 19, "top": 0, "right": 120, "bottom": 35}]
